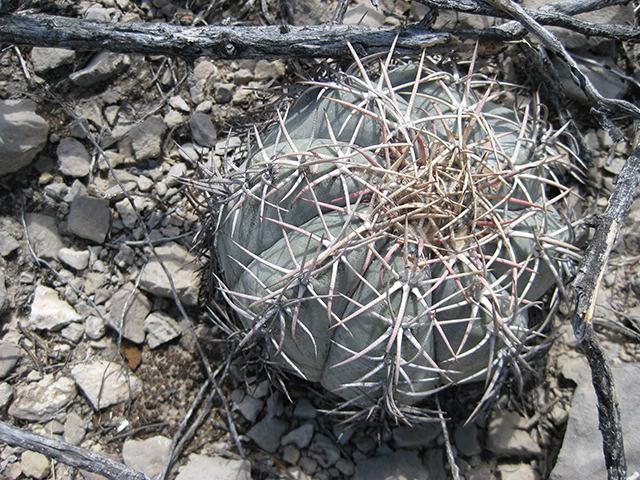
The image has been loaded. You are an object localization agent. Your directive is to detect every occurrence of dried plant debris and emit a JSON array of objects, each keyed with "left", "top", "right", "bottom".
[{"left": 196, "top": 47, "right": 584, "bottom": 419}]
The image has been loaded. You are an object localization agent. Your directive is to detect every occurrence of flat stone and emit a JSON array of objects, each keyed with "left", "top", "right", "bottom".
[
  {"left": 253, "top": 59, "right": 285, "bottom": 80},
  {"left": 353, "top": 450, "right": 428, "bottom": 480},
  {"left": 281, "top": 423, "right": 315, "bottom": 449},
  {"left": 0, "top": 382, "right": 14, "bottom": 408},
  {"left": 247, "top": 416, "right": 289, "bottom": 453},
  {"left": 193, "top": 60, "right": 217, "bottom": 81},
  {"left": 499, "top": 463, "right": 539, "bottom": 480},
  {"left": 57, "top": 137, "right": 91, "bottom": 177},
  {"left": 0, "top": 269, "right": 8, "bottom": 314},
  {"left": 30, "top": 284, "right": 82, "bottom": 331},
  {"left": 283, "top": 444, "right": 301, "bottom": 465},
  {"left": 166, "top": 162, "right": 187, "bottom": 188},
  {"left": 175, "top": 454, "right": 251, "bottom": 480},
  {"left": 20, "top": 451, "right": 50, "bottom": 480},
  {"left": 70, "top": 52, "right": 131, "bottom": 86},
  {"left": 67, "top": 195, "right": 110, "bottom": 243},
  {"left": 61, "top": 322, "right": 85, "bottom": 343},
  {"left": 344, "top": 4, "right": 386, "bottom": 26},
  {"left": 0, "top": 231, "right": 20, "bottom": 257},
  {"left": 109, "top": 284, "right": 151, "bottom": 344},
  {"left": 122, "top": 435, "right": 171, "bottom": 479},
  {"left": 487, "top": 411, "right": 541, "bottom": 458},
  {"left": 233, "top": 393, "right": 263, "bottom": 423},
  {"left": 85, "top": 315, "right": 107, "bottom": 340},
  {"left": 454, "top": 421, "right": 482, "bottom": 457},
  {"left": 0, "top": 99, "right": 49, "bottom": 176},
  {"left": 58, "top": 247, "right": 90, "bottom": 270},
  {"left": 550, "top": 362, "right": 640, "bottom": 479},
  {"left": 308, "top": 433, "right": 341, "bottom": 468},
  {"left": 139, "top": 242, "right": 200, "bottom": 306},
  {"left": 169, "top": 95, "right": 190, "bottom": 112},
  {"left": 64, "top": 411, "right": 87, "bottom": 445},
  {"left": 71, "top": 360, "right": 142, "bottom": 409},
  {"left": 0, "top": 342, "right": 22, "bottom": 378},
  {"left": 189, "top": 112, "right": 217, "bottom": 147},
  {"left": 143, "top": 311, "right": 182, "bottom": 348},
  {"left": 293, "top": 397, "right": 317, "bottom": 420},
  {"left": 8, "top": 374, "right": 76, "bottom": 421},
  {"left": 129, "top": 115, "right": 166, "bottom": 160},
  {"left": 26, "top": 213, "right": 64, "bottom": 260},
  {"left": 31, "top": 47, "right": 76, "bottom": 74},
  {"left": 392, "top": 423, "right": 442, "bottom": 449}
]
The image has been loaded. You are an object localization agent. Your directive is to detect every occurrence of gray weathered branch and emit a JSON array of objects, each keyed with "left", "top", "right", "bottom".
[{"left": 0, "top": 420, "right": 150, "bottom": 480}]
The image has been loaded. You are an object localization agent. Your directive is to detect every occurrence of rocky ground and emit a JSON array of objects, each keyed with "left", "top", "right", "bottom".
[{"left": 1, "top": 1, "right": 640, "bottom": 479}]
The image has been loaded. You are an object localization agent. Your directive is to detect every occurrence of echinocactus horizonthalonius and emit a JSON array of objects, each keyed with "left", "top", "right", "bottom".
[{"left": 206, "top": 51, "right": 581, "bottom": 416}]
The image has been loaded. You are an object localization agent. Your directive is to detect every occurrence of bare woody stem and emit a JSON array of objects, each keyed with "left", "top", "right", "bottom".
[{"left": 0, "top": 420, "right": 150, "bottom": 480}]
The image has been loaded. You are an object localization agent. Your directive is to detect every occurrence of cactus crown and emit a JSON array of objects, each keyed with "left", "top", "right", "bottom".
[{"left": 200, "top": 47, "right": 581, "bottom": 420}]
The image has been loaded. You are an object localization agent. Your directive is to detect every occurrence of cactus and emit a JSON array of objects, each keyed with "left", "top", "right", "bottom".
[{"left": 207, "top": 50, "right": 580, "bottom": 416}]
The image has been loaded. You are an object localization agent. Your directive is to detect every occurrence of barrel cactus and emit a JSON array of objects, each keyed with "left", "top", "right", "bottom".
[{"left": 208, "top": 53, "right": 579, "bottom": 415}]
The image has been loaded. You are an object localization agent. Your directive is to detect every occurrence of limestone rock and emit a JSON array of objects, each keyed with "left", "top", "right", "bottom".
[
  {"left": 353, "top": 450, "right": 428, "bottom": 480},
  {"left": 30, "top": 284, "right": 82, "bottom": 331},
  {"left": 143, "top": 311, "right": 182, "bottom": 348},
  {"left": 189, "top": 112, "right": 216, "bottom": 147},
  {"left": 487, "top": 411, "right": 541, "bottom": 457},
  {"left": 175, "top": 454, "right": 251, "bottom": 480},
  {"left": 31, "top": 47, "right": 76, "bottom": 74},
  {"left": 122, "top": 435, "right": 171, "bottom": 479},
  {"left": 129, "top": 115, "right": 166, "bottom": 160},
  {"left": 109, "top": 284, "right": 151, "bottom": 344},
  {"left": 67, "top": 195, "right": 110, "bottom": 243},
  {"left": 26, "top": 213, "right": 64, "bottom": 260},
  {"left": 20, "top": 451, "right": 50, "bottom": 480},
  {"left": 71, "top": 360, "right": 142, "bottom": 409},
  {"left": 139, "top": 242, "right": 200, "bottom": 306},
  {"left": 70, "top": 52, "right": 130, "bottom": 86},
  {"left": 8, "top": 374, "right": 76, "bottom": 421},
  {"left": 0, "top": 341, "right": 22, "bottom": 378},
  {"left": 247, "top": 416, "right": 289, "bottom": 453},
  {"left": 57, "top": 247, "right": 90, "bottom": 270},
  {"left": 0, "top": 99, "right": 49, "bottom": 176},
  {"left": 57, "top": 137, "right": 91, "bottom": 177}
]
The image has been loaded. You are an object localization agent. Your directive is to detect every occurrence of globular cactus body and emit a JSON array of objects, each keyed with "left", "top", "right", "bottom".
[{"left": 212, "top": 55, "right": 578, "bottom": 412}]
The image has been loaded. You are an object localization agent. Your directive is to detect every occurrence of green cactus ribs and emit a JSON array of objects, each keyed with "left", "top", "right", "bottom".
[{"left": 208, "top": 48, "right": 583, "bottom": 418}]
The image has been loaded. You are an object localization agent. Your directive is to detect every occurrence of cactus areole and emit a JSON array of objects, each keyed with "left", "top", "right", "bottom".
[{"left": 213, "top": 55, "right": 578, "bottom": 413}]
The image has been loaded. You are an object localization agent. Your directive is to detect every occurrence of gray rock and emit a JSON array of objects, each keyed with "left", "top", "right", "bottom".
[
  {"left": 392, "top": 423, "right": 441, "bottom": 449},
  {"left": 487, "top": 410, "right": 541, "bottom": 457},
  {"left": 454, "top": 421, "right": 482, "bottom": 457},
  {"left": 8, "top": 374, "right": 76, "bottom": 421},
  {"left": 0, "top": 99, "right": 49, "bottom": 176},
  {"left": 143, "top": 311, "right": 182, "bottom": 348},
  {"left": 70, "top": 52, "right": 131, "bottom": 86},
  {"left": 85, "top": 315, "right": 107, "bottom": 340},
  {"left": 115, "top": 198, "right": 138, "bottom": 229},
  {"left": 139, "top": 242, "right": 200, "bottom": 306},
  {"left": 234, "top": 393, "right": 263, "bottom": 423},
  {"left": 57, "top": 247, "right": 90, "bottom": 270},
  {"left": 129, "top": 115, "right": 166, "bottom": 160},
  {"left": 30, "top": 284, "right": 82, "bottom": 331},
  {"left": 193, "top": 60, "right": 217, "bottom": 81},
  {"left": 26, "top": 213, "right": 64, "bottom": 260},
  {"left": 169, "top": 95, "right": 190, "bottom": 112},
  {"left": 175, "top": 454, "right": 251, "bottom": 480},
  {"left": 0, "top": 269, "right": 8, "bottom": 314},
  {"left": 353, "top": 450, "right": 428, "bottom": 480},
  {"left": 550, "top": 362, "right": 640, "bottom": 480},
  {"left": 308, "top": 433, "right": 341, "bottom": 468},
  {"left": 122, "top": 435, "right": 171, "bottom": 479},
  {"left": 283, "top": 444, "right": 301, "bottom": 465},
  {"left": 57, "top": 137, "right": 91, "bottom": 177},
  {"left": 499, "top": 463, "right": 539, "bottom": 480},
  {"left": 293, "top": 397, "right": 317, "bottom": 420},
  {"left": 189, "top": 112, "right": 217, "bottom": 147},
  {"left": 166, "top": 162, "right": 187, "bottom": 188},
  {"left": 44, "top": 182, "right": 69, "bottom": 201},
  {"left": 67, "top": 195, "right": 110, "bottom": 243},
  {"left": 0, "top": 382, "right": 13, "bottom": 408},
  {"left": 109, "top": 284, "right": 151, "bottom": 344},
  {"left": 31, "top": 47, "right": 76, "bottom": 74},
  {"left": 61, "top": 322, "right": 85, "bottom": 343},
  {"left": 0, "top": 342, "right": 22, "bottom": 379},
  {"left": 281, "top": 423, "right": 315, "bottom": 449},
  {"left": 84, "top": 5, "right": 111, "bottom": 22},
  {"left": 20, "top": 451, "right": 50, "bottom": 480},
  {"left": 247, "top": 416, "right": 289, "bottom": 453},
  {"left": 0, "top": 232, "right": 20, "bottom": 257},
  {"left": 71, "top": 360, "right": 142, "bottom": 409},
  {"left": 64, "top": 411, "right": 87, "bottom": 445},
  {"left": 214, "top": 84, "right": 234, "bottom": 104},
  {"left": 344, "top": 4, "right": 386, "bottom": 26}
]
